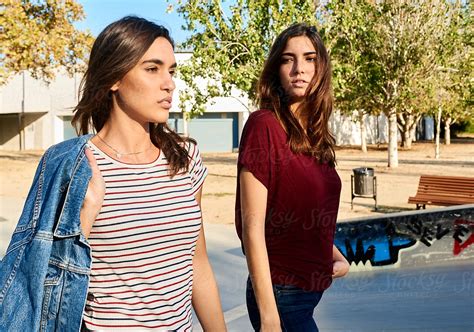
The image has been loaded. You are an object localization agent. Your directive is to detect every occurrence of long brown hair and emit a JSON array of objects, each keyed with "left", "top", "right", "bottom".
[
  {"left": 72, "top": 16, "right": 194, "bottom": 175},
  {"left": 257, "top": 23, "right": 336, "bottom": 166}
]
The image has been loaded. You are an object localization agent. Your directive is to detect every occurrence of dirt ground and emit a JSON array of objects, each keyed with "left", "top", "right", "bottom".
[{"left": 1, "top": 139, "right": 473, "bottom": 228}]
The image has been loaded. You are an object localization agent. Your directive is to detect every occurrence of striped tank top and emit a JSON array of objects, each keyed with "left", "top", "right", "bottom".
[{"left": 82, "top": 141, "right": 207, "bottom": 331}]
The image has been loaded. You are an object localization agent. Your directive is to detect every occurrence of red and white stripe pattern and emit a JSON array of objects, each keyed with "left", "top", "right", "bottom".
[{"left": 83, "top": 141, "right": 207, "bottom": 331}]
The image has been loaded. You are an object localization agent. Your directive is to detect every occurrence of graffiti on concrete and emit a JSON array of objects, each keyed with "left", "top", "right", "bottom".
[
  {"left": 335, "top": 206, "right": 474, "bottom": 268},
  {"left": 453, "top": 219, "right": 474, "bottom": 255}
]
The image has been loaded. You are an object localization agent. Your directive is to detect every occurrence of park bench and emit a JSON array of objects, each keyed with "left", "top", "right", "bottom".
[{"left": 408, "top": 175, "right": 474, "bottom": 209}]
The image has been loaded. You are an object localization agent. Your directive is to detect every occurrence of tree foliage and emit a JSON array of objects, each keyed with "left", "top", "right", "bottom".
[
  {"left": 437, "top": 2, "right": 473, "bottom": 143},
  {"left": 321, "top": 1, "right": 380, "bottom": 151},
  {"left": 1, "top": 0, "right": 93, "bottom": 84},
  {"left": 168, "top": 0, "right": 318, "bottom": 116},
  {"left": 323, "top": 0, "right": 469, "bottom": 165}
]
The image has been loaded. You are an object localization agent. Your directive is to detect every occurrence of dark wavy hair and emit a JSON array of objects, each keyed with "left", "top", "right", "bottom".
[
  {"left": 257, "top": 23, "right": 336, "bottom": 166},
  {"left": 72, "top": 16, "right": 194, "bottom": 175}
]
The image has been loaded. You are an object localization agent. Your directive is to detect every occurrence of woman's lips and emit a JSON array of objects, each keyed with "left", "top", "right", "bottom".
[
  {"left": 291, "top": 79, "right": 307, "bottom": 88},
  {"left": 158, "top": 97, "right": 172, "bottom": 109}
]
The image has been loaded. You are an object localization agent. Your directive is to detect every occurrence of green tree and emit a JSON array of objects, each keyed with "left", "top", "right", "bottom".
[
  {"left": 322, "top": 1, "right": 380, "bottom": 152},
  {"left": 323, "top": 0, "right": 465, "bottom": 167},
  {"left": 168, "top": 0, "right": 319, "bottom": 118},
  {"left": 438, "top": 2, "right": 473, "bottom": 145},
  {"left": 0, "top": 0, "right": 93, "bottom": 84}
]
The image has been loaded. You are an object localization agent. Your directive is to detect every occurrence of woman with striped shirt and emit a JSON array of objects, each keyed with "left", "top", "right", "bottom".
[{"left": 74, "top": 16, "right": 226, "bottom": 330}]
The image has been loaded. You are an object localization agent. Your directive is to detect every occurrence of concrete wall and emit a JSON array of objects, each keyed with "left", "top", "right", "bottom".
[
  {"left": 168, "top": 115, "right": 234, "bottom": 152},
  {"left": 0, "top": 70, "right": 79, "bottom": 150},
  {"left": 0, "top": 115, "right": 20, "bottom": 149},
  {"left": 0, "top": 72, "right": 79, "bottom": 115},
  {"left": 330, "top": 111, "right": 391, "bottom": 145},
  {"left": 335, "top": 205, "right": 474, "bottom": 271}
]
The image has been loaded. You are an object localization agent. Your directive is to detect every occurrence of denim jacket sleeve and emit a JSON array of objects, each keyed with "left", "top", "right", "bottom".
[
  {"left": 0, "top": 148, "right": 49, "bottom": 272},
  {"left": 0, "top": 136, "right": 93, "bottom": 332},
  {"left": 0, "top": 149, "right": 50, "bottom": 329}
]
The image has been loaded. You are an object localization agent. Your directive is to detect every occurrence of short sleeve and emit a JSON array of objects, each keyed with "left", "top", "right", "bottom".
[
  {"left": 238, "top": 111, "right": 272, "bottom": 189},
  {"left": 188, "top": 141, "right": 208, "bottom": 195}
]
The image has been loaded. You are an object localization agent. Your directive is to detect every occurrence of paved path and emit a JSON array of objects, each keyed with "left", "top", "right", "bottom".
[
  {"left": 200, "top": 223, "right": 474, "bottom": 331},
  {"left": 337, "top": 157, "right": 474, "bottom": 166}
]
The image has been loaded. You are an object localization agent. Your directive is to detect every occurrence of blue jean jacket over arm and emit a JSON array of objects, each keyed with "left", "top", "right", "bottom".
[{"left": 0, "top": 135, "right": 94, "bottom": 331}]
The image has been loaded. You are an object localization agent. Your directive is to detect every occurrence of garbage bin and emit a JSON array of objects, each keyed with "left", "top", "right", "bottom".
[{"left": 353, "top": 167, "right": 375, "bottom": 196}]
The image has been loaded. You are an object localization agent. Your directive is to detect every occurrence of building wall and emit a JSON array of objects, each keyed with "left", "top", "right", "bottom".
[
  {"left": 0, "top": 115, "right": 20, "bottom": 149},
  {"left": 168, "top": 112, "right": 236, "bottom": 151},
  {"left": 330, "top": 111, "right": 391, "bottom": 145}
]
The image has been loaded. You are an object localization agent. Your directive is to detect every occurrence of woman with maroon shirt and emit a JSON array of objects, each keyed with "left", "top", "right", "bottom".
[{"left": 235, "top": 23, "right": 350, "bottom": 331}]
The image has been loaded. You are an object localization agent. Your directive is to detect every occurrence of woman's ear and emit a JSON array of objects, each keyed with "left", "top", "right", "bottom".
[{"left": 110, "top": 81, "right": 120, "bottom": 92}]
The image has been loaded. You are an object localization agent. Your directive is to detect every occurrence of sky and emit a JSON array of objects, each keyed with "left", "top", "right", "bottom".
[{"left": 75, "top": 0, "right": 191, "bottom": 44}]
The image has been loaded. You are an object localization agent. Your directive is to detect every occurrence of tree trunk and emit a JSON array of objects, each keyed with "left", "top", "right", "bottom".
[
  {"left": 359, "top": 111, "right": 367, "bottom": 153},
  {"left": 444, "top": 117, "right": 452, "bottom": 145},
  {"left": 398, "top": 114, "right": 406, "bottom": 148},
  {"left": 388, "top": 111, "right": 399, "bottom": 167},
  {"left": 410, "top": 116, "right": 420, "bottom": 143},
  {"left": 182, "top": 110, "right": 189, "bottom": 137},
  {"left": 435, "top": 107, "right": 442, "bottom": 159},
  {"left": 399, "top": 113, "right": 415, "bottom": 149},
  {"left": 402, "top": 126, "right": 412, "bottom": 149}
]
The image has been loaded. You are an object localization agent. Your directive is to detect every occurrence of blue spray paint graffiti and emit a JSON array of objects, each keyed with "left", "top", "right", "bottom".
[{"left": 334, "top": 206, "right": 474, "bottom": 267}]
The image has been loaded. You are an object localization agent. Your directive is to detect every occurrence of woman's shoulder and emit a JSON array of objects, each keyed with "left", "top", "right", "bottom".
[
  {"left": 249, "top": 109, "right": 276, "bottom": 121},
  {"left": 246, "top": 109, "right": 286, "bottom": 134},
  {"left": 46, "top": 134, "right": 93, "bottom": 162},
  {"left": 246, "top": 109, "right": 281, "bottom": 128}
]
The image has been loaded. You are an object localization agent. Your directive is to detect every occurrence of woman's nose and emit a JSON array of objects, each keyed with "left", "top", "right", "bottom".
[{"left": 162, "top": 75, "right": 176, "bottom": 93}]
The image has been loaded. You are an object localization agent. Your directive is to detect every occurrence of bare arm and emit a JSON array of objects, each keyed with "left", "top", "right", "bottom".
[
  {"left": 240, "top": 168, "right": 281, "bottom": 332},
  {"left": 191, "top": 187, "right": 226, "bottom": 331},
  {"left": 80, "top": 147, "right": 105, "bottom": 238},
  {"left": 332, "top": 245, "right": 350, "bottom": 278}
]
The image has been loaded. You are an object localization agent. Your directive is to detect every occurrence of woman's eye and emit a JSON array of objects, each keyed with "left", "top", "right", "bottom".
[
  {"left": 169, "top": 70, "right": 176, "bottom": 76},
  {"left": 281, "top": 58, "right": 293, "bottom": 64},
  {"left": 307, "top": 57, "right": 316, "bottom": 62},
  {"left": 146, "top": 67, "right": 158, "bottom": 72}
]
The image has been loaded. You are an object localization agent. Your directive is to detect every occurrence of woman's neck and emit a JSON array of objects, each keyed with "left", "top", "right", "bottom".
[{"left": 91, "top": 112, "right": 159, "bottom": 164}]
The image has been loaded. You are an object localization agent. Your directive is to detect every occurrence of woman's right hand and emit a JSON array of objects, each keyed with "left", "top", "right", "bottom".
[{"left": 80, "top": 147, "right": 105, "bottom": 238}]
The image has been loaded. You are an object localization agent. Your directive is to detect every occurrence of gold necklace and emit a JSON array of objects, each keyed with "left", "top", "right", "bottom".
[{"left": 95, "top": 134, "right": 153, "bottom": 159}]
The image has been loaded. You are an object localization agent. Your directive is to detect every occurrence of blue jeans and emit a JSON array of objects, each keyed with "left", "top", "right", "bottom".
[{"left": 246, "top": 276, "right": 324, "bottom": 332}]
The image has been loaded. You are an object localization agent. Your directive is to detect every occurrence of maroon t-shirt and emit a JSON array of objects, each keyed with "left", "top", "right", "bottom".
[{"left": 235, "top": 109, "right": 342, "bottom": 292}]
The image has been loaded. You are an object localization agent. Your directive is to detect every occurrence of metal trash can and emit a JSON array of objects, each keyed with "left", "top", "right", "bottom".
[
  {"left": 351, "top": 167, "right": 377, "bottom": 210},
  {"left": 353, "top": 167, "right": 375, "bottom": 195}
]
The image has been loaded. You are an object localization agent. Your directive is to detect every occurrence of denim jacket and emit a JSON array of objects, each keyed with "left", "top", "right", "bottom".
[{"left": 0, "top": 135, "right": 94, "bottom": 332}]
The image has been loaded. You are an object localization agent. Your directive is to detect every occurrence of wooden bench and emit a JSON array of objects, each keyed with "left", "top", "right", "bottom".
[{"left": 408, "top": 175, "right": 474, "bottom": 209}]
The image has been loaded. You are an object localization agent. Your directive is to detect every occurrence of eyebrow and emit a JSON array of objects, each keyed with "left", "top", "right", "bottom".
[
  {"left": 282, "top": 51, "right": 317, "bottom": 56},
  {"left": 142, "top": 59, "right": 177, "bottom": 68}
]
